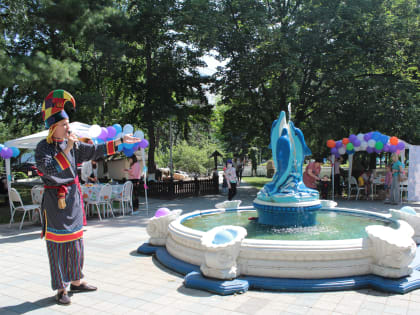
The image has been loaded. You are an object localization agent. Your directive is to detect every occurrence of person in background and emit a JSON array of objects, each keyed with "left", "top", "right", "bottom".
[
  {"left": 81, "top": 160, "right": 98, "bottom": 184},
  {"left": 222, "top": 166, "right": 228, "bottom": 193},
  {"left": 125, "top": 155, "right": 141, "bottom": 209},
  {"left": 303, "top": 158, "right": 322, "bottom": 190},
  {"left": 389, "top": 153, "right": 404, "bottom": 205},
  {"left": 361, "top": 169, "right": 373, "bottom": 199},
  {"left": 224, "top": 159, "right": 238, "bottom": 200},
  {"left": 235, "top": 158, "right": 243, "bottom": 184},
  {"left": 334, "top": 156, "right": 343, "bottom": 197},
  {"left": 320, "top": 175, "right": 330, "bottom": 199},
  {"left": 384, "top": 164, "right": 392, "bottom": 202}
]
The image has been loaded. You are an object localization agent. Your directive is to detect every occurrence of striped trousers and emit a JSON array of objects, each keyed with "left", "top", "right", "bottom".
[{"left": 46, "top": 239, "right": 84, "bottom": 290}]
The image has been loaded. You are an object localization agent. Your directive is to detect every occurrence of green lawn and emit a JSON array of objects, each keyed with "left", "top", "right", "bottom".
[{"left": 242, "top": 177, "right": 271, "bottom": 190}]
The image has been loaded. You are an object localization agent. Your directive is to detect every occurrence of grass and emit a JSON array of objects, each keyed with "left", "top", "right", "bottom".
[{"left": 242, "top": 176, "right": 272, "bottom": 190}]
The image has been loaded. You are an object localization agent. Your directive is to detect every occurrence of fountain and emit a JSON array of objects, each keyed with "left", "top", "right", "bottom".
[{"left": 138, "top": 111, "right": 420, "bottom": 295}]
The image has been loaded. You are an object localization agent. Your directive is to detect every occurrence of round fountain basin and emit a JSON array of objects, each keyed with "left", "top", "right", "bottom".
[{"left": 182, "top": 208, "right": 398, "bottom": 241}]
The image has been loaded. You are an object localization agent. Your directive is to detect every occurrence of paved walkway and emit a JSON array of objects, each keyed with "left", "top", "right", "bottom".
[{"left": 1, "top": 182, "right": 420, "bottom": 314}]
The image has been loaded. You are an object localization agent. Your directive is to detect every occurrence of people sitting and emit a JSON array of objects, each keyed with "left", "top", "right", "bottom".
[{"left": 359, "top": 169, "right": 373, "bottom": 199}]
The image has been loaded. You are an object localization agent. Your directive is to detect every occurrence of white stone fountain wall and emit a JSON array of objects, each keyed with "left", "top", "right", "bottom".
[{"left": 165, "top": 209, "right": 416, "bottom": 280}]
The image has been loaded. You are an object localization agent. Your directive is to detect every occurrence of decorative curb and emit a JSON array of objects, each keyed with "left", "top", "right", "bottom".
[{"left": 137, "top": 243, "right": 420, "bottom": 295}]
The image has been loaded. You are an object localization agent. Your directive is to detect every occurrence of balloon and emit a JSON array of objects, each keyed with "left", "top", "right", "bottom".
[
  {"left": 390, "top": 136, "right": 399, "bottom": 146},
  {"left": 389, "top": 145, "right": 397, "bottom": 153},
  {"left": 123, "top": 142, "right": 135, "bottom": 149},
  {"left": 349, "top": 134, "right": 357, "bottom": 143},
  {"left": 331, "top": 147, "right": 338, "bottom": 154},
  {"left": 335, "top": 140, "right": 343, "bottom": 148},
  {"left": 354, "top": 146, "right": 361, "bottom": 152},
  {"left": 367, "top": 139, "right": 376, "bottom": 148},
  {"left": 346, "top": 143, "right": 354, "bottom": 150},
  {"left": 96, "top": 138, "right": 104, "bottom": 144},
  {"left": 366, "top": 146, "right": 374, "bottom": 153},
  {"left": 123, "top": 148, "right": 134, "bottom": 157},
  {"left": 346, "top": 149, "right": 355, "bottom": 155},
  {"left": 384, "top": 144, "right": 390, "bottom": 152},
  {"left": 0, "top": 144, "right": 3, "bottom": 152},
  {"left": 334, "top": 153, "right": 341, "bottom": 159},
  {"left": 364, "top": 132, "right": 372, "bottom": 141},
  {"left": 139, "top": 139, "right": 149, "bottom": 149},
  {"left": 374, "top": 148, "right": 382, "bottom": 154},
  {"left": 353, "top": 139, "right": 361, "bottom": 147},
  {"left": 113, "top": 124, "right": 122, "bottom": 135},
  {"left": 357, "top": 133, "right": 365, "bottom": 141},
  {"left": 396, "top": 142, "right": 405, "bottom": 150},
  {"left": 360, "top": 141, "right": 368, "bottom": 150},
  {"left": 155, "top": 207, "right": 171, "bottom": 218},
  {"left": 98, "top": 127, "right": 108, "bottom": 140},
  {"left": 123, "top": 124, "right": 134, "bottom": 135},
  {"left": 380, "top": 135, "right": 389, "bottom": 145},
  {"left": 338, "top": 147, "right": 346, "bottom": 155},
  {"left": 375, "top": 141, "right": 384, "bottom": 150},
  {"left": 134, "top": 130, "right": 144, "bottom": 140},
  {"left": 372, "top": 131, "right": 381, "bottom": 141},
  {"left": 3, "top": 147, "right": 13, "bottom": 159},
  {"left": 11, "top": 147, "right": 20, "bottom": 158},
  {"left": 106, "top": 126, "right": 117, "bottom": 138},
  {"left": 342, "top": 138, "right": 350, "bottom": 145},
  {"left": 88, "top": 124, "right": 102, "bottom": 138}
]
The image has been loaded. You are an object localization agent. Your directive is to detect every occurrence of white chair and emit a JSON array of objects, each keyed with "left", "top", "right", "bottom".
[
  {"left": 86, "top": 184, "right": 114, "bottom": 220},
  {"left": 112, "top": 181, "right": 133, "bottom": 216},
  {"left": 348, "top": 176, "right": 365, "bottom": 200},
  {"left": 9, "top": 188, "right": 42, "bottom": 230},
  {"left": 31, "top": 185, "right": 44, "bottom": 205},
  {"left": 400, "top": 180, "right": 408, "bottom": 203}
]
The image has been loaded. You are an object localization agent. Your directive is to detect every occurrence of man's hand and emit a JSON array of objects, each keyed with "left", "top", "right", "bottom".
[{"left": 64, "top": 132, "right": 79, "bottom": 156}]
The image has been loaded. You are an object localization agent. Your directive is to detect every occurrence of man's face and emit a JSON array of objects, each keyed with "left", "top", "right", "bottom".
[{"left": 52, "top": 119, "right": 70, "bottom": 139}]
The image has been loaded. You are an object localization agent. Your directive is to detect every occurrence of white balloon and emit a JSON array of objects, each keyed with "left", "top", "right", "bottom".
[
  {"left": 360, "top": 141, "right": 368, "bottom": 150},
  {"left": 357, "top": 133, "right": 364, "bottom": 141},
  {"left": 134, "top": 130, "right": 144, "bottom": 140},
  {"left": 354, "top": 146, "right": 361, "bottom": 152},
  {"left": 338, "top": 147, "right": 346, "bottom": 155},
  {"left": 88, "top": 124, "right": 102, "bottom": 138},
  {"left": 368, "top": 139, "right": 376, "bottom": 148},
  {"left": 123, "top": 124, "right": 134, "bottom": 135}
]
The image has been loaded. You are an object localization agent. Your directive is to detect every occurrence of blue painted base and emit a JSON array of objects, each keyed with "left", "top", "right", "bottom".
[
  {"left": 137, "top": 243, "right": 420, "bottom": 295},
  {"left": 253, "top": 203, "right": 322, "bottom": 227}
]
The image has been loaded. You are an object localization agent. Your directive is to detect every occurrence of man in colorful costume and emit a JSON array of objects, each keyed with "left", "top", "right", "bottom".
[{"left": 35, "top": 90, "right": 139, "bottom": 305}]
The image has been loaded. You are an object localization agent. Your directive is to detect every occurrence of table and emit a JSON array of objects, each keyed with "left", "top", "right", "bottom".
[
  {"left": 31, "top": 184, "right": 124, "bottom": 204},
  {"left": 372, "top": 176, "right": 385, "bottom": 197}
]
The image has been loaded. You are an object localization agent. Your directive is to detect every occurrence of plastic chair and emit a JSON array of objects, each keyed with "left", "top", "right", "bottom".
[
  {"left": 112, "top": 181, "right": 133, "bottom": 216},
  {"left": 400, "top": 180, "right": 408, "bottom": 203},
  {"left": 9, "top": 188, "right": 42, "bottom": 230},
  {"left": 86, "top": 184, "right": 114, "bottom": 220},
  {"left": 348, "top": 176, "right": 365, "bottom": 200},
  {"left": 31, "top": 185, "right": 44, "bottom": 205}
]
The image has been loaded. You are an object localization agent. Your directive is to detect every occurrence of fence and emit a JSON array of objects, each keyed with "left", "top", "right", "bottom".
[
  {"left": 138, "top": 176, "right": 219, "bottom": 199},
  {"left": 242, "top": 165, "right": 267, "bottom": 177}
]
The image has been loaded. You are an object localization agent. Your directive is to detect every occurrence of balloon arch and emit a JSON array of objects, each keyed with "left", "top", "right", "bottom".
[{"left": 326, "top": 131, "right": 405, "bottom": 157}]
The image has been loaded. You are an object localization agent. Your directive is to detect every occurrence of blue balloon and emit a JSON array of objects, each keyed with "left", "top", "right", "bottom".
[
  {"left": 372, "top": 131, "right": 381, "bottom": 141},
  {"left": 123, "top": 148, "right": 134, "bottom": 157},
  {"left": 123, "top": 142, "right": 135, "bottom": 150},
  {"left": 113, "top": 124, "right": 122, "bottom": 135},
  {"left": 11, "top": 147, "right": 20, "bottom": 158}
]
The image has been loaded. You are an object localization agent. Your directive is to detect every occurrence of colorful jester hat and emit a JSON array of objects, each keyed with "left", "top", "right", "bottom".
[{"left": 42, "top": 89, "right": 76, "bottom": 129}]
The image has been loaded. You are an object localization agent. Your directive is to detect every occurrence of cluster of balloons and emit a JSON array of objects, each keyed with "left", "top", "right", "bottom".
[
  {"left": 327, "top": 131, "right": 405, "bottom": 158},
  {"left": 88, "top": 123, "right": 149, "bottom": 157},
  {"left": 0, "top": 144, "right": 20, "bottom": 159}
]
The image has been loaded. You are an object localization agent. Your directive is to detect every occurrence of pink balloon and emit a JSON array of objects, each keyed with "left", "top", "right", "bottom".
[{"left": 155, "top": 208, "right": 170, "bottom": 218}]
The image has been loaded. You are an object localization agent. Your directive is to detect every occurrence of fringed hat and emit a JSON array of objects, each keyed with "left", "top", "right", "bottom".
[{"left": 42, "top": 89, "right": 76, "bottom": 129}]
